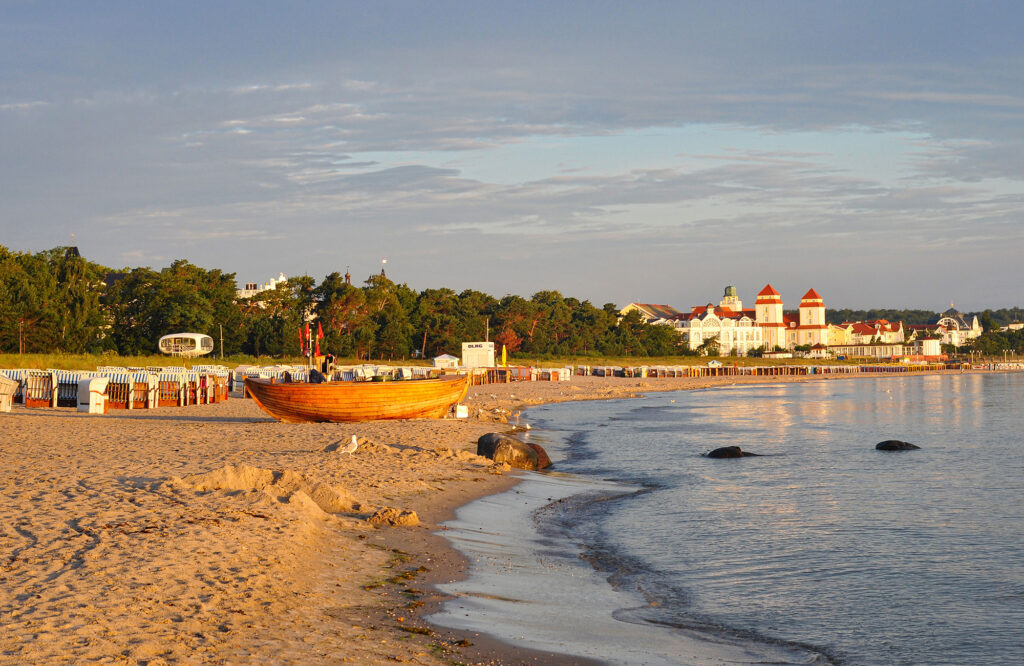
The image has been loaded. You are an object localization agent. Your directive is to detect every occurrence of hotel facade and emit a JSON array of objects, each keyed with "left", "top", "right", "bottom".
[{"left": 625, "top": 284, "right": 828, "bottom": 356}]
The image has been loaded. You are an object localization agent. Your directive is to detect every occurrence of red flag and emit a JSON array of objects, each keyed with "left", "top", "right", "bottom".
[
  {"left": 304, "top": 322, "right": 311, "bottom": 355},
  {"left": 299, "top": 327, "right": 305, "bottom": 355},
  {"left": 317, "top": 322, "right": 324, "bottom": 339}
]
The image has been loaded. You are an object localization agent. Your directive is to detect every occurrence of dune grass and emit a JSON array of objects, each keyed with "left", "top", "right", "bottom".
[
  {"left": 506, "top": 354, "right": 855, "bottom": 368},
  {"left": 0, "top": 353, "right": 269, "bottom": 371},
  {"left": 0, "top": 352, "right": 857, "bottom": 371}
]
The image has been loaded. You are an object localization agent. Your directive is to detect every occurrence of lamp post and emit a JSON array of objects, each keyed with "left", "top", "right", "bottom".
[{"left": 18, "top": 318, "right": 23, "bottom": 354}]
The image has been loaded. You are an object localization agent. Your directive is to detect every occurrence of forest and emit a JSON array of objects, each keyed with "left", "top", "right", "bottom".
[
  {"left": 0, "top": 246, "right": 680, "bottom": 359},
  {"left": 2, "top": 245, "right": 1021, "bottom": 359}
]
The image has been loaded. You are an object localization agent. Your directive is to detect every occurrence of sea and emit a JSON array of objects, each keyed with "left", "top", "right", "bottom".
[{"left": 431, "top": 373, "right": 1024, "bottom": 665}]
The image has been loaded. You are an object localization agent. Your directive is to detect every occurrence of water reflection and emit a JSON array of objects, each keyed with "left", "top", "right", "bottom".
[{"left": 530, "top": 373, "right": 1024, "bottom": 665}]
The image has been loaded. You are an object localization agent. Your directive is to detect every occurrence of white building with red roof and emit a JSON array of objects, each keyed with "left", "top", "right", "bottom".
[
  {"left": 796, "top": 288, "right": 828, "bottom": 348},
  {"left": 839, "top": 319, "right": 905, "bottom": 345},
  {"left": 624, "top": 284, "right": 829, "bottom": 356},
  {"left": 754, "top": 284, "right": 788, "bottom": 350},
  {"left": 677, "top": 284, "right": 828, "bottom": 355},
  {"left": 676, "top": 286, "right": 764, "bottom": 356}
]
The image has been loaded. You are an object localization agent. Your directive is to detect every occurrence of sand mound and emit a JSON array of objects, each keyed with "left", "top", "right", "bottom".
[
  {"left": 367, "top": 507, "right": 419, "bottom": 527},
  {"left": 358, "top": 439, "right": 396, "bottom": 454},
  {"left": 435, "top": 446, "right": 489, "bottom": 463},
  {"left": 322, "top": 436, "right": 396, "bottom": 454},
  {"left": 175, "top": 464, "right": 361, "bottom": 514}
]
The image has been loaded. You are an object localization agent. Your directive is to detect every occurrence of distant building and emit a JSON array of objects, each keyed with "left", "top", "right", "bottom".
[
  {"left": 794, "top": 289, "right": 828, "bottom": 348},
  {"left": 826, "top": 323, "right": 853, "bottom": 346},
  {"left": 932, "top": 305, "right": 982, "bottom": 347},
  {"left": 432, "top": 354, "right": 460, "bottom": 369},
  {"left": 828, "top": 338, "right": 944, "bottom": 362},
  {"left": 461, "top": 341, "right": 495, "bottom": 368},
  {"left": 237, "top": 272, "right": 288, "bottom": 300},
  {"left": 807, "top": 343, "right": 829, "bottom": 359},
  {"left": 676, "top": 287, "right": 764, "bottom": 356},
  {"left": 914, "top": 338, "right": 943, "bottom": 358},
  {"left": 625, "top": 284, "right": 828, "bottom": 356},
  {"left": 618, "top": 303, "right": 684, "bottom": 325},
  {"left": 840, "top": 319, "right": 905, "bottom": 345},
  {"left": 906, "top": 304, "right": 983, "bottom": 348},
  {"left": 752, "top": 285, "right": 828, "bottom": 349},
  {"left": 754, "top": 284, "right": 790, "bottom": 350}
]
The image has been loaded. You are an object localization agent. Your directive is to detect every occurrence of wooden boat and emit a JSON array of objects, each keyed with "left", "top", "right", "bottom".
[{"left": 243, "top": 374, "right": 470, "bottom": 423}]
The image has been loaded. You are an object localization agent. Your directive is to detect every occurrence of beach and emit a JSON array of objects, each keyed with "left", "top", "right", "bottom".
[{"left": 0, "top": 372, "right": 946, "bottom": 664}]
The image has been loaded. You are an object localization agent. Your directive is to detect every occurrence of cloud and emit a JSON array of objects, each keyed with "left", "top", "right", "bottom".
[
  {"left": 3, "top": 3, "right": 1024, "bottom": 308},
  {"left": 0, "top": 101, "right": 50, "bottom": 112}
]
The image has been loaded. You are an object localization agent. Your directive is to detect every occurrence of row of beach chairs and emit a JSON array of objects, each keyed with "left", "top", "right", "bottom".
[
  {"left": 575, "top": 363, "right": 954, "bottom": 378},
  {"left": 230, "top": 364, "right": 442, "bottom": 393},
  {"left": 0, "top": 366, "right": 231, "bottom": 413}
]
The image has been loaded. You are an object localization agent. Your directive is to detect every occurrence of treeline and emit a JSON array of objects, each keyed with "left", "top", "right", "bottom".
[
  {"left": 827, "top": 307, "right": 1024, "bottom": 328},
  {"left": 3, "top": 245, "right": 1021, "bottom": 359},
  {"left": 827, "top": 307, "right": 1024, "bottom": 353},
  {"left": 0, "top": 246, "right": 682, "bottom": 359},
  {"left": 827, "top": 309, "right": 938, "bottom": 326},
  {"left": 970, "top": 328, "right": 1024, "bottom": 356}
]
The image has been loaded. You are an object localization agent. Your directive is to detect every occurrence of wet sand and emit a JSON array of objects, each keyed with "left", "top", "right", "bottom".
[{"left": 0, "top": 372, "right": 950, "bottom": 664}]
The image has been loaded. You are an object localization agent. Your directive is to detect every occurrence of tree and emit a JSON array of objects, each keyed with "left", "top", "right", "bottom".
[
  {"left": 363, "top": 273, "right": 413, "bottom": 359},
  {"left": 105, "top": 267, "right": 162, "bottom": 354},
  {"left": 979, "top": 310, "right": 997, "bottom": 333},
  {"left": 0, "top": 250, "right": 59, "bottom": 353},
  {"left": 529, "top": 290, "right": 573, "bottom": 354},
  {"left": 567, "top": 300, "right": 616, "bottom": 355},
  {"left": 456, "top": 289, "right": 498, "bottom": 342},
  {"left": 602, "top": 309, "right": 646, "bottom": 356},
  {"left": 640, "top": 322, "right": 681, "bottom": 356},
  {"left": 413, "top": 288, "right": 461, "bottom": 358},
  {"left": 314, "top": 273, "right": 373, "bottom": 358},
  {"left": 493, "top": 295, "right": 542, "bottom": 355},
  {"left": 697, "top": 335, "right": 720, "bottom": 357},
  {"left": 52, "top": 248, "right": 106, "bottom": 352}
]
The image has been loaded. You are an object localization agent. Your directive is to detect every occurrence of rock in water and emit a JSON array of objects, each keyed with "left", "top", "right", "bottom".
[
  {"left": 705, "top": 445, "right": 761, "bottom": 458},
  {"left": 525, "top": 443, "right": 552, "bottom": 469},
  {"left": 477, "top": 432, "right": 552, "bottom": 470},
  {"left": 876, "top": 440, "right": 921, "bottom": 451}
]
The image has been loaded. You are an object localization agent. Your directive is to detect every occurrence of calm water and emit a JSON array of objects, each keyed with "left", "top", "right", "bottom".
[{"left": 521, "top": 373, "right": 1024, "bottom": 665}]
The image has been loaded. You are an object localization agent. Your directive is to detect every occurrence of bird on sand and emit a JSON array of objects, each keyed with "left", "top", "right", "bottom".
[{"left": 339, "top": 435, "right": 359, "bottom": 454}]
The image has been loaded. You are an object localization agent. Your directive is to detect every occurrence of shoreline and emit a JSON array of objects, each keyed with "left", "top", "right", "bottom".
[{"left": 0, "top": 369, "right": 994, "bottom": 664}]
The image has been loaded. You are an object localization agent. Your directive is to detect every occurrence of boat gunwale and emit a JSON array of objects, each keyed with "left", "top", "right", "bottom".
[{"left": 243, "top": 373, "right": 469, "bottom": 423}]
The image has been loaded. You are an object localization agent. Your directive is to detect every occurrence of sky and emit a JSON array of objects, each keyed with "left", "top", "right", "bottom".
[{"left": 2, "top": 1, "right": 1022, "bottom": 311}]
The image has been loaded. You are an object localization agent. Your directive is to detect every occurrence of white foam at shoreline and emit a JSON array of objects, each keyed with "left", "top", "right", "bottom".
[{"left": 430, "top": 471, "right": 820, "bottom": 665}]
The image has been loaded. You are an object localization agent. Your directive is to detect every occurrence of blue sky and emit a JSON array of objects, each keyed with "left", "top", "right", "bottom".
[{"left": 2, "top": 1, "right": 1022, "bottom": 310}]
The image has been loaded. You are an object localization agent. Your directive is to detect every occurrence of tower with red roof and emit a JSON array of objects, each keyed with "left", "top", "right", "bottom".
[
  {"left": 755, "top": 284, "right": 786, "bottom": 350},
  {"left": 797, "top": 288, "right": 827, "bottom": 347}
]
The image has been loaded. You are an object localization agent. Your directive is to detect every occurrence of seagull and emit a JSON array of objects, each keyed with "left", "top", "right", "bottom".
[{"left": 339, "top": 435, "right": 359, "bottom": 454}]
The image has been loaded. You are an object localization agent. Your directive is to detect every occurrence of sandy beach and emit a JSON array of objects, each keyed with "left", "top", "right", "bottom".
[{"left": 0, "top": 372, "right": 941, "bottom": 664}]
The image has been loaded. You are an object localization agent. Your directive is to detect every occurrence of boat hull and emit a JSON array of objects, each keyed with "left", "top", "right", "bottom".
[{"left": 243, "top": 374, "right": 470, "bottom": 423}]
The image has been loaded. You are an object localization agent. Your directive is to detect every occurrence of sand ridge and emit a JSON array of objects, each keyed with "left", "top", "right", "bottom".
[{"left": 0, "top": 392, "right": 515, "bottom": 665}]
